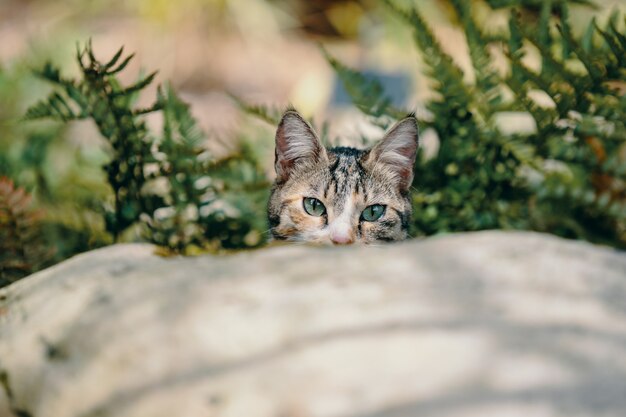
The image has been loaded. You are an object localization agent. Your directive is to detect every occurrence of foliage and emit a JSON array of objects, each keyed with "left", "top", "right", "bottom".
[
  {"left": 328, "top": 0, "right": 626, "bottom": 247},
  {"left": 3, "top": 0, "right": 624, "bottom": 277},
  {"left": 145, "top": 86, "right": 269, "bottom": 251},
  {"left": 0, "top": 178, "right": 52, "bottom": 288},
  {"left": 25, "top": 42, "right": 269, "bottom": 253},
  {"left": 1, "top": 55, "right": 113, "bottom": 269},
  {"left": 25, "top": 43, "right": 160, "bottom": 238},
  {"left": 321, "top": 47, "right": 407, "bottom": 130},
  {"left": 228, "top": 93, "right": 284, "bottom": 126},
  {"left": 485, "top": 0, "right": 596, "bottom": 9}
]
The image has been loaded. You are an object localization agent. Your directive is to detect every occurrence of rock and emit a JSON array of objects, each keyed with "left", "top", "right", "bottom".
[{"left": 0, "top": 231, "right": 625, "bottom": 417}]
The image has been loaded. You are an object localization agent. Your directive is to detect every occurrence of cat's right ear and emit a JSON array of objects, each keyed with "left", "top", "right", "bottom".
[
  {"left": 364, "top": 116, "right": 418, "bottom": 193},
  {"left": 274, "top": 110, "right": 327, "bottom": 182}
]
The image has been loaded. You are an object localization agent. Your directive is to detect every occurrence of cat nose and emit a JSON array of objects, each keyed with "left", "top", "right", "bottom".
[{"left": 330, "top": 230, "right": 354, "bottom": 245}]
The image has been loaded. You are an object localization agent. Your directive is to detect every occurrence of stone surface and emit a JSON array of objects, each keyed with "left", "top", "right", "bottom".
[{"left": 1, "top": 231, "right": 625, "bottom": 417}]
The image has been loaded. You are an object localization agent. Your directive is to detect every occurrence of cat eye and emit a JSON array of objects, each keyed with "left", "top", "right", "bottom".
[
  {"left": 303, "top": 197, "right": 326, "bottom": 217},
  {"left": 361, "top": 204, "right": 386, "bottom": 222}
]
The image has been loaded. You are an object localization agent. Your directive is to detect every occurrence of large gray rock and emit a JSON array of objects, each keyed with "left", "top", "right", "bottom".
[{"left": 0, "top": 231, "right": 625, "bottom": 417}]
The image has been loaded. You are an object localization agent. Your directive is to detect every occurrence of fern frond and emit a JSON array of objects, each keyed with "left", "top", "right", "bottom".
[
  {"left": 322, "top": 47, "right": 405, "bottom": 127},
  {"left": 229, "top": 93, "right": 284, "bottom": 125},
  {"left": 0, "top": 178, "right": 52, "bottom": 287}
]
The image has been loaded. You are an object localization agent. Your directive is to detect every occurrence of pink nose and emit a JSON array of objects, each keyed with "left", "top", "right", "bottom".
[{"left": 330, "top": 231, "right": 354, "bottom": 245}]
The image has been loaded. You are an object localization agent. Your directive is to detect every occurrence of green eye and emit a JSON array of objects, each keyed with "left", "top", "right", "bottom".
[
  {"left": 303, "top": 197, "right": 326, "bottom": 217},
  {"left": 361, "top": 204, "right": 386, "bottom": 222}
]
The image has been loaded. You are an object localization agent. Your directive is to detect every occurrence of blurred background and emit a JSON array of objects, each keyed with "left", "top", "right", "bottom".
[
  {"left": 2, "top": 0, "right": 623, "bottom": 129},
  {"left": 1, "top": 0, "right": 625, "bottom": 285}
]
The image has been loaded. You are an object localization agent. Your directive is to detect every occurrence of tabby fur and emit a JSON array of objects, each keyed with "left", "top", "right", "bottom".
[{"left": 268, "top": 110, "right": 418, "bottom": 245}]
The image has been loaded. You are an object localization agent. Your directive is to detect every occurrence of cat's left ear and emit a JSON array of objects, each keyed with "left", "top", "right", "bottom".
[
  {"left": 274, "top": 110, "right": 327, "bottom": 182},
  {"left": 365, "top": 116, "right": 419, "bottom": 192}
]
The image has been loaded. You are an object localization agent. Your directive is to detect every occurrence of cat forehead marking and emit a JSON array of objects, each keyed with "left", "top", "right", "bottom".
[{"left": 325, "top": 148, "right": 366, "bottom": 213}]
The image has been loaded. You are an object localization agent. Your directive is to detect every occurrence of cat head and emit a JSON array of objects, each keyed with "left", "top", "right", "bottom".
[{"left": 268, "top": 110, "right": 419, "bottom": 245}]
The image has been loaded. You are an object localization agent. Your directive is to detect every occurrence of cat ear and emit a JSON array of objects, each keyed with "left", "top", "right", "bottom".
[
  {"left": 274, "top": 110, "right": 327, "bottom": 181},
  {"left": 365, "top": 116, "right": 419, "bottom": 192}
]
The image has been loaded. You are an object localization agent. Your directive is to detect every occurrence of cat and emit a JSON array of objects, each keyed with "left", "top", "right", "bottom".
[{"left": 268, "top": 110, "right": 419, "bottom": 245}]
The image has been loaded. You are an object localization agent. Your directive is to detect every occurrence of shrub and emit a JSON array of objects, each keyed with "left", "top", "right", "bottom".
[
  {"left": 0, "top": 178, "right": 51, "bottom": 287},
  {"left": 318, "top": 0, "right": 626, "bottom": 248},
  {"left": 26, "top": 42, "right": 269, "bottom": 253},
  {"left": 16, "top": 0, "right": 626, "bottom": 263}
]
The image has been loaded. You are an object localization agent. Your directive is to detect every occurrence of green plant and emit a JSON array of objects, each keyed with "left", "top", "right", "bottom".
[
  {"left": 322, "top": 48, "right": 407, "bottom": 130},
  {"left": 144, "top": 86, "right": 269, "bottom": 251},
  {"left": 1, "top": 51, "right": 114, "bottom": 267},
  {"left": 320, "top": 0, "right": 625, "bottom": 247},
  {"left": 0, "top": 178, "right": 51, "bottom": 287},
  {"left": 25, "top": 43, "right": 160, "bottom": 238},
  {"left": 26, "top": 42, "right": 269, "bottom": 252}
]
